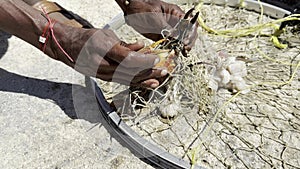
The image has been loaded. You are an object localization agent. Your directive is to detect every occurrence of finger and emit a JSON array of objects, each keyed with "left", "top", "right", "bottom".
[
  {"left": 126, "top": 41, "right": 145, "bottom": 51},
  {"left": 95, "top": 56, "right": 167, "bottom": 81},
  {"left": 97, "top": 74, "right": 160, "bottom": 89},
  {"left": 139, "top": 79, "right": 160, "bottom": 88},
  {"left": 98, "top": 64, "right": 147, "bottom": 78},
  {"left": 116, "top": 78, "right": 160, "bottom": 89},
  {"left": 131, "top": 68, "right": 168, "bottom": 83},
  {"left": 121, "top": 51, "right": 160, "bottom": 69},
  {"left": 97, "top": 67, "right": 168, "bottom": 86},
  {"left": 108, "top": 42, "right": 160, "bottom": 68},
  {"left": 112, "top": 68, "right": 167, "bottom": 84},
  {"left": 164, "top": 3, "right": 185, "bottom": 26},
  {"left": 75, "top": 51, "right": 116, "bottom": 77}
]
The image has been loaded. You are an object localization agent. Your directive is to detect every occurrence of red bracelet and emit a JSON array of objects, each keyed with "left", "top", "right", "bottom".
[
  {"left": 39, "top": 19, "right": 54, "bottom": 52},
  {"left": 39, "top": 8, "right": 75, "bottom": 63},
  {"left": 39, "top": 21, "right": 50, "bottom": 51}
]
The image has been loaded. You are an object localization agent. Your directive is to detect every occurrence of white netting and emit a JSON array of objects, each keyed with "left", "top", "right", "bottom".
[{"left": 98, "top": 2, "right": 300, "bottom": 168}]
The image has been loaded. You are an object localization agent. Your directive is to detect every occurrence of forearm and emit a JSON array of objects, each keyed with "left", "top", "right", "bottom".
[
  {"left": 0, "top": 0, "right": 47, "bottom": 48},
  {"left": 0, "top": 0, "right": 78, "bottom": 61}
]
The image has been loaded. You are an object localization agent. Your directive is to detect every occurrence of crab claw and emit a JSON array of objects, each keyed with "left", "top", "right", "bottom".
[
  {"left": 139, "top": 44, "right": 177, "bottom": 73},
  {"left": 184, "top": 7, "right": 195, "bottom": 19},
  {"left": 191, "top": 12, "right": 200, "bottom": 24},
  {"left": 154, "top": 49, "right": 177, "bottom": 72}
]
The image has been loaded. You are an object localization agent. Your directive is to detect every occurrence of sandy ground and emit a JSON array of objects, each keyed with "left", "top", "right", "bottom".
[
  {"left": 0, "top": 0, "right": 154, "bottom": 168},
  {"left": 2, "top": 1, "right": 299, "bottom": 169}
]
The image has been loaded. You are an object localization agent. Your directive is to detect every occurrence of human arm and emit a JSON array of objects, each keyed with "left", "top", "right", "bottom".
[
  {"left": 0, "top": 0, "right": 166, "bottom": 88},
  {"left": 115, "top": 0, "right": 198, "bottom": 51}
]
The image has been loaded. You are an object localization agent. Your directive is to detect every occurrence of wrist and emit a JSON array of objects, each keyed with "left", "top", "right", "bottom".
[
  {"left": 44, "top": 22, "right": 98, "bottom": 64},
  {"left": 43, "top": 22, "right": 78, "bottom": 63}
]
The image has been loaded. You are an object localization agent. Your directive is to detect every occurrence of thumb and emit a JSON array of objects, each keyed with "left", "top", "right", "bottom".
[{"left": 124, "top": 40, "right": 145, "bottom": 51}]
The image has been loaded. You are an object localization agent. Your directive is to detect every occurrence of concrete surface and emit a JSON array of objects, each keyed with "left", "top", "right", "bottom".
[{"left": 0, "top": 0, "right": 154, "bottom": 168}]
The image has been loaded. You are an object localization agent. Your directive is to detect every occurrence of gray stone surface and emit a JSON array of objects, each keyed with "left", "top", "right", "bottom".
[{"left": 0, "top": 0, "right": 153, "bottom": 168}]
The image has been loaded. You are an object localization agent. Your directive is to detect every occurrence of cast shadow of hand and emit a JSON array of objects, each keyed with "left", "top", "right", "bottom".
[
  {"left": 0, "top": 28, "right": 101, "bottom": 124},
  {"left": 0, "top": 67, "right": 103, "bottom": 124},
  {"left": 0, "top": 31, "right": 11, "bottom": 60}
]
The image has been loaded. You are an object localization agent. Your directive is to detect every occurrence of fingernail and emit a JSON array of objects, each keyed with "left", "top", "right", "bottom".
[
  {"left": 154, "top": 57, "right": 160, "bottom": 65},
  {"left": 151, "top": 83, "right": 159, "bottom": 88},
  {"left": 161, "top": 69, "right": 168, "bottom": 76}
]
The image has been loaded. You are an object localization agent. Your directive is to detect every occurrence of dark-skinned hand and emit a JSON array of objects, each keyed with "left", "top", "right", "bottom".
[
  {"left": 45, "top": 23, "right": 168, "bottom": 88},
  {"left": 117, "top": 0, "right": 199, "bottom": 51}
]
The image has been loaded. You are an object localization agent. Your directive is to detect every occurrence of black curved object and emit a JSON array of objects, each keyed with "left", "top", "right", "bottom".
[
  {"left": 89, "top": 78, "right": 203, "bottom": 169},
  {"left": 260, "top": 0, "right": 300, "bottom": 12},
  {"left": 260, "top": 0, "right": 300, "bottom": 29}
]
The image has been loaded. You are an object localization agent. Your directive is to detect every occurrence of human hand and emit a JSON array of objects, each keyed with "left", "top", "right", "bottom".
[
  {"left": 117, "top": 0, "right": 198, "bottom": 51},
  {"left": 46, "top": 23, "right": 167, "bottom": 88},
  {"left": 0, "top": 0, "right": 166, "bottom": 88}
]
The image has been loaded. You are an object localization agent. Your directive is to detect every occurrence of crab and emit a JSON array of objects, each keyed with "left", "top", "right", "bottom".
[
  {"left": 139, "top": 39, "right": 177, "bottom": 72},
  {"left": 139, "top": 8, "right": 199, "bottom": 73}
]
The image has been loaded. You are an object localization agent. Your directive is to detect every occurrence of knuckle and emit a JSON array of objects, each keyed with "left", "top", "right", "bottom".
[
  {"left": 151, "top": 6, "right": 161, "bottom": 13},
  {"left": 101, "top": 76, "right": 112, "bottom": 82}
]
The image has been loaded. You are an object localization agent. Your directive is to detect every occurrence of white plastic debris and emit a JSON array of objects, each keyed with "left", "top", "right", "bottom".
[
  {"left": 208, "top": 51, "right": 250, "bottom": 94},
  {"left": 159, "top": 81, "right": 181, "bottom": 118},
  {"left": 159, "top": 102, "right": 180, "bottom": 118}
]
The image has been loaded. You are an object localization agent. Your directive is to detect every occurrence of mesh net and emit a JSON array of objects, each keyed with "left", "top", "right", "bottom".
[{"left": 98, "top": 2, "right": 300, "bottom": 168}]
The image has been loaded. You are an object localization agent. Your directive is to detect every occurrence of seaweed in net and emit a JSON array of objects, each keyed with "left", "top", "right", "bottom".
[
  {"left": 187, "top": 2, "right": 300, "bottom": 168},
  {"left": 98, "top": 1, "right": 300, "bottom": 168}
]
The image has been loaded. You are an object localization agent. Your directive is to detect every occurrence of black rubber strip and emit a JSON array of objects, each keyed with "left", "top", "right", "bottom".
[
  {"left": 89, "top": 78, "right": 204, "bottom": 169},
  {"left": 260, "top": 0, "right": 299, "bottom": 12}
]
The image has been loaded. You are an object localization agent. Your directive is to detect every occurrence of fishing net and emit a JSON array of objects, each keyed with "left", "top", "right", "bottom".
[{"left": 97, "top": 1, "right": 300, "bottom": 168}]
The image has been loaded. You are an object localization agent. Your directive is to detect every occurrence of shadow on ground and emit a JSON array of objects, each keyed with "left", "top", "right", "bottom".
[
  {"left": 0, "top": 67, "right": 104, "bottom": 124},
  {"left": 0, "top": 67, "right": 160, "bottom": 168},
  {"left": 0, "top": 29, "right": 102, "bottom": 123},
  {"left": 0, "top": 31, "right": 12, "bottom": 60}
]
